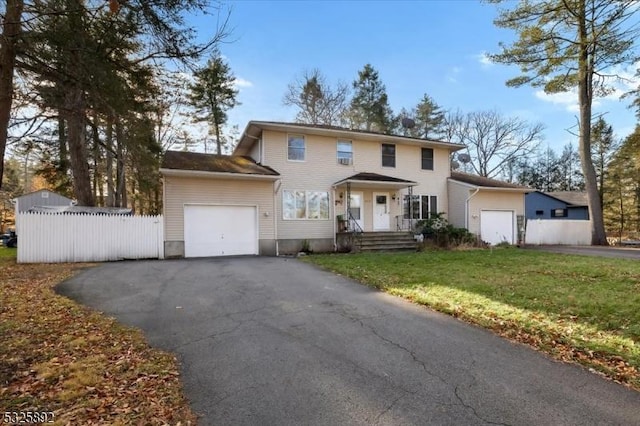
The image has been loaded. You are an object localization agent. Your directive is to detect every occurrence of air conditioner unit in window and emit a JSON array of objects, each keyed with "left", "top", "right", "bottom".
[{"left": 338, "top": 158, "right": 352, "bottom": 165}]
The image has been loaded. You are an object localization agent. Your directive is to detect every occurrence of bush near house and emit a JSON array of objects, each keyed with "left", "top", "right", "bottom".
[
  {"left": 0, "top": 248, "right": 197, "bottom": 424},
  {"left": 416, "top": 213, "right": 484, "bottom": 249},
  {"left": 306, "top": 248, "right": 640, "bottom": 390}
]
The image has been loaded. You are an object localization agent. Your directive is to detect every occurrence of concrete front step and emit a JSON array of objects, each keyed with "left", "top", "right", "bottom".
[{"left": 357, "top": 232, "right": 418, "bottom": 252}]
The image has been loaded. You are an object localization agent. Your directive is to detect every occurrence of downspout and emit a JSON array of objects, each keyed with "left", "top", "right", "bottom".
[
  {"left": 274, "top": 179, "right": 281, "bottom": 256},
  {"left": 332, "top": 187, "right": 337, "bottom": 252},
  {"left": 465, "top": 188, "right": 480, "bottom": 229}
]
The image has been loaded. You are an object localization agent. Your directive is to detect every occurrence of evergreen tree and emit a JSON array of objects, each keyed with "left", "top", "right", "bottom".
[
  {"left": 188, "top": 50, "right": 239, "bottom": 155},
  {"left": 413, "top": 94, "right": 446, "bottom": 139},
  {"left": 590, "top": 117, "right": 617, "bottom": 209},
  {"left": 490, "top": 0, "right": 640, "bottom": 245},
  {"left": 349, "top": 64, "right": 394, "bottom": 133}
]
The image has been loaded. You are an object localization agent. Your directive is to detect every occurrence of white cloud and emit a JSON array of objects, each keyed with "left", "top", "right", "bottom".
[
  {"left": 233, "top": 77, "right": 253, "bottom": 88},
  {"left": 476, "top": 52, "right": 493, "bottom": 69},
  {"left": 535, "top": 90, "right": 581, "bottom": 112},
  {"left": 446, "top": 66, "right": 462, "bottom": 83},
  {"left": 534, "top": 62, "right": 640, "bottom": 112}
]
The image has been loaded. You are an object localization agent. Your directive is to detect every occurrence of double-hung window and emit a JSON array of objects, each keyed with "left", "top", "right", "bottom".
[
  {"left": 382, "top": 143, "right": 396, "bottom": 167},
  {"left": 421, "top": 148, "right": 434, "bottom": 170},
  {"left": 288, "top": 135, "right": 305, "bottom": 161},
  {"left": 337, "top": 140, "right": 353, "bottom": 165},
  {"left": 283, "top": 190, "right": 329, "bottom": 220},
  {"left": 403, "top": 195, "right": 438, "bottom": 219}
]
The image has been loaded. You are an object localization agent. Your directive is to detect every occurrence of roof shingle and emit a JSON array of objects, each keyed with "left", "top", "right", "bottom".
[
  {"left": 161, "top": 151, "right": 279, "bottom": 176},
  {"left": 449, "top": 172, "right": 529, "bottom": 189}
]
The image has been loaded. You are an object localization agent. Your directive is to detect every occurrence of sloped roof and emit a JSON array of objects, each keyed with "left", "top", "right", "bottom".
[
  {"left": 449, "top": 172, "right": 530, "bottom": 190},
  {"left": 545, "top": 191, "right": 588, "bottom": 207},
  {"left": 235, "top": 121, "right": 465, "bottom": 156},
  {"left": 161, "top": 151, "right": 279, "bottom": 176},
  {"left": 337, "top": 172, "right": 416, "bottom": 184}
]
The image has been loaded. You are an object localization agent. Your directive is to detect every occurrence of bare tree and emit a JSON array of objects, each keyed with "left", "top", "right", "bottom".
[
  {"left": 446, "top": 109, "right": 544, "bottom": 178},
  {"left": 283, "top": 69, "right": 349, "bottom": 126}
]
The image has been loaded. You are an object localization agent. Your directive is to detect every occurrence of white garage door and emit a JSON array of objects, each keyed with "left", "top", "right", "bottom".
[
  {"left": 184, "top": 205, "right": 258, "bottom": 257},
  {"left": 480, "top": 210, "right": 514, "bottom": 245}
]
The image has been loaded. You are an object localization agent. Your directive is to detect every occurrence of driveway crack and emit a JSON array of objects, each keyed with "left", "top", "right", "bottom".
[{"left": 454, "top": 385, "right": 511, "bottom": 426}]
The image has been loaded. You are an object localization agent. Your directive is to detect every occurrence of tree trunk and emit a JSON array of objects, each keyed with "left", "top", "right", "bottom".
[
  {"left": 115, "top": 117, "right": 127, "bottom": 208},
  {"left": 64, "top": 86, "right": 94, "bottom": 206},
  {"left": 577, "top": 0, "right": 607, "bottom": 245},
  {"left": 105, "top": 116, "right": 115, "bottom": 207},
  {"left": 91, "top": 111, "right": 104, "bottom": 206},
  {"left": 58, "top": 113, "right": 69, "bottom": 176},
  {"left": 0, "top": 0, "right": 24, "bottom": 189}
]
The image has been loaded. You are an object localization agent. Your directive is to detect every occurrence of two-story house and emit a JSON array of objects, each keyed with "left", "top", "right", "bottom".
[{"left": 160, "top": 121, "right": 526, "bottom": 257}]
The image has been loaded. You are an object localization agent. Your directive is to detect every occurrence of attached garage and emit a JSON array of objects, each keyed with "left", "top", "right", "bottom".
[
  {"left": 480, "top": 210, "right": 514, "bottom": 246},
  {"left": 160, "top": 151, "right": 280, "bottom": 258},
  {"left": 448, "top": 172, "right": 531, "bottom": 245},
  {"left": 184, "top": 205, "right": 258, "bottom": 257}
]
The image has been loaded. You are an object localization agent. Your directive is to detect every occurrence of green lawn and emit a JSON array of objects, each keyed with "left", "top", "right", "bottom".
[
  {"left": 305, "top": 248, "right": 640, "bottom": 389},
  {"left": 0, "top": 246, "right": 16, "bottom": 259}
]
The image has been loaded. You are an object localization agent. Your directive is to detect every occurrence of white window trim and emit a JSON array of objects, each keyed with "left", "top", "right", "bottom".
[
  {"left": 282, "top": 189, "right": 330, "bottom": 221},
  {"left": 287, "top": 134, "right": 306, "bottom": 162},
  {"left": 403, "top": 194, "right": 438, "bottom": 220},
  {"left": 421, "top": 147, "right": 435, "bottom": 171},
  {"left": 337, "top": 139, "right": 353, "bottom": 165},
  {"left": 381, "top": 143, "right": 396, "bottom": 168}
]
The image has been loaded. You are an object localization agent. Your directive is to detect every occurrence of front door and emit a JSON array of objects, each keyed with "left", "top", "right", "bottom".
[
  {"left": 348, "top": 192, "right": 364, "bottom": 231},
  {"left": 373, "top": 192, "right": 390, "bottom": 231}
]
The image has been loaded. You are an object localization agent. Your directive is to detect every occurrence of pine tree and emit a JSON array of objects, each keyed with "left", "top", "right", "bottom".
[
  {"left": 188, "top": 50, "right": 239, "bottom": 155},
  {"left": 490, "top": 0, "right": 640, "bottom": 245},
  {"left": 349, "top": 64, "right": 394, "bottom": 133}
]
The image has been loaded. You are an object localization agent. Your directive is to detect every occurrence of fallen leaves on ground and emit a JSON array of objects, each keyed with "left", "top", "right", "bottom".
[{"left": 0, "top": 258, "right": 197, "bottom": 425}]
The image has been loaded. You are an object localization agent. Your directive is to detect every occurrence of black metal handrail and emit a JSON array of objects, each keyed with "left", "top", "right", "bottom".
[{"left": 346, "top": 209, "right": 363, "bottom": 250}]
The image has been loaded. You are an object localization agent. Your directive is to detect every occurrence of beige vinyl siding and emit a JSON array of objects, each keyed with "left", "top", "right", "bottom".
[
  {"left": 468, "top": 191, "right": 525, "bottom": 236},
  {"left": 249, "top": 139, "right": 261, "bottom": 163},
  {"left": 262, "top": 130, "right": 452, "bottom": 236},
  {"left": 447, "top": 180, "right": 470, "bottom": 228},
  {"left": 163, "top": 176, "right": 275, "bottom": 241}
]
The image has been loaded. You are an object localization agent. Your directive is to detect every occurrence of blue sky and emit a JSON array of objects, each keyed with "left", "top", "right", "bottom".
[{"left": 191, "top": 0, "right": 639, "bottom": 152}]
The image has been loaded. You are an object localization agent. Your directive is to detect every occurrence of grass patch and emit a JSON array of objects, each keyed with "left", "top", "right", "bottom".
[
  {"left": 0, "top": 255, "right": 197, "bottom": 424},
  {"left": 0, "top": 246, "right": 16, "bottom": 259},
  {"left": 305, "top": 248, "right": 640, "bottom": 389}
]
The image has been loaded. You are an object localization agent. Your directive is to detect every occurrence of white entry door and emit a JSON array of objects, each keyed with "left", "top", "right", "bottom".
[
  {"left": 348, "top": 192, "right": 364, "bottom": 231},
  {"left": 184, "top": 205, "right": 258, "bottom": 257},
  {"left": 480, "top": 210, "right": 514, "bottom": 245},
  {"left": 373, "top": 192, "right": 390, "bottom": 231}
]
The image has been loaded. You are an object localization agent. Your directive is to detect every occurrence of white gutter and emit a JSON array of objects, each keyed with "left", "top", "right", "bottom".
[
  {"left": 159, "top": 168, "right": 280, "bottom": 181},
  {"left": 465, "top": 188, "right": 481, "bottom": 229}
]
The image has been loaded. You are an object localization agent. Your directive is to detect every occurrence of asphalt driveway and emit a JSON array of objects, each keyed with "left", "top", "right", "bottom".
[
  {"left": 57, "top": 257, "right": 640, "bottom": 425},
  {"left": 525, "top": 245, "right": 640, "bottom": 260}
]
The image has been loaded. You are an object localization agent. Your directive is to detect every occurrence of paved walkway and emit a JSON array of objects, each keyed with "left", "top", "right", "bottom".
[{"left": 58, "top": 257, "right": 640, "bottom": 425}]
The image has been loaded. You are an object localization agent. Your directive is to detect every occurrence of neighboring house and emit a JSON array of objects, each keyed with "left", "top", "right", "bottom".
[
  {"left": 13, "top": 190, "right": 74, "bottom": 234},
  {"left": 525, "top": 191, "right": 589, "bottom": 221},
  {"left": 447, "top": 172, "right": 532, "bottom": 245}
]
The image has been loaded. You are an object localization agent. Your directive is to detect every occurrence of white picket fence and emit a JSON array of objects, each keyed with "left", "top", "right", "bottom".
[
  {"left": 17, "top": 212, "right": 164, "bottom": 263},
  {"left": 525, "top": 219, "right": 591, "bottom": 246}
]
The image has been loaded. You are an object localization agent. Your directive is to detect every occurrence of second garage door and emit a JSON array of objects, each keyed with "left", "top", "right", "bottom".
[
  {"left": 480, "top": 210, "right": 514, "bottom": 245},
  {"left": 184, "top": 205, "right": 258, "bottom": 257}
]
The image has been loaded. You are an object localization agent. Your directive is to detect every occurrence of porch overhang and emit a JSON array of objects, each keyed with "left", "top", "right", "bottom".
[{"left": 333, "top": 172, "right": 417, "bottom": 189}]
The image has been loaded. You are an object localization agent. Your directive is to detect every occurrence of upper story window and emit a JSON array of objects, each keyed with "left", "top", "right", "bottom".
[
  {"left": 288, "top": 135, "right": 305, "bottom": 161},
  {"left": 421, "top": 148, "right": 434, "bottom": 170},
  {"left": 381, "top": 143, "right": 396, "bottom": 168},
  {"left": 337, "top": 140, "right": 353, "bottom": 165}
]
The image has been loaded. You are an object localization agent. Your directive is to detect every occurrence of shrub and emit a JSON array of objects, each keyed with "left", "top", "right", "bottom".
[{"left": 416, "top": 213, "right": 481, "bottom": 249}]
